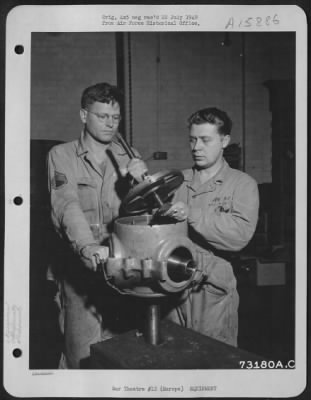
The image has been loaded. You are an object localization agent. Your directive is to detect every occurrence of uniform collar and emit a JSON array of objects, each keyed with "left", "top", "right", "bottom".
[
  {"left": 76, "top": 131, "right": 126, "bottom": 157},
  {"left": 185, "top": 159, "right": 229, "bottom": 193}
]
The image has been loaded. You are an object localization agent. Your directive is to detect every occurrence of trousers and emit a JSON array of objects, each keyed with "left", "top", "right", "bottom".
[
  {"left": 165, "top": 249, "right": 239, "bottom": 347},
  {"left": 56, "top": 263, "right": 145, "bottom": 369},
  {"left": 57, "top": 280, "right": 113, "bottom": 369}
]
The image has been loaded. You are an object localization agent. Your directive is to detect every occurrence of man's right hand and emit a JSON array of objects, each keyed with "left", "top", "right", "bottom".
[
  {"left": 80, "top": 244, "right": 109, "bottom": 271},
  {"left": 127, "top": 158, "right": 148, "bottom": 182}
]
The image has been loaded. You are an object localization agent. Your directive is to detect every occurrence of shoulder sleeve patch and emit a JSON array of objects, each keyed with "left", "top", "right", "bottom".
[{"left": 52, "top": 171, "right": 68, "bottom": 189}]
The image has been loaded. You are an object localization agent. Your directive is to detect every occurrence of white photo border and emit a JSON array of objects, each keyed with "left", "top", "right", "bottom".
[{"left": 4, "top": 4, "right": 308, "bottom": 398}]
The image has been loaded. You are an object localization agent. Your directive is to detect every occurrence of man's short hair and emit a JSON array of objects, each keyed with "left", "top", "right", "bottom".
[
  {"left": 81, "top": 82, "right": 123, "bottom": 110},
  {"left": 188, "top": 107, "right": 232, "bottom": 135}
]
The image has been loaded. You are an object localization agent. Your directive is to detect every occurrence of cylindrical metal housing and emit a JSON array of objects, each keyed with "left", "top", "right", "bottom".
[
  {"left": 105, "top": 215, "right": 197, "bottom": 297},
  {"left": 114, "top": 215, "right": 188, "bottom": 259}
]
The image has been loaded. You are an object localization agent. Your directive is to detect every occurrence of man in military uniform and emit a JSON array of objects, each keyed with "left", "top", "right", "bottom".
[
  {"left": 48, "top": 82, "right": 147, "bottom": 368},
  {"left": 164, "top": 107, "right": 259, "bottom": 347}
]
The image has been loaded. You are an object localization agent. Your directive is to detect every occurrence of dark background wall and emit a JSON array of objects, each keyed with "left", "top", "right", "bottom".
[
  {"left": 31, "top": 32, "right": 295, "bottom": 183},
  {"left": 31, "top": 32, "right": 117, "bottom": 141}
]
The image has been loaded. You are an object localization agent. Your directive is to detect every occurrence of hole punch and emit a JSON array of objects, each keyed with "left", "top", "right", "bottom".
[
  {"left": 14, "top": 45, "right": 24, "bottom": 54},
  {"left": 13, "top": 196, "right": 23, "bottom": 205},
  {"left": 13, "top": 348, "right": 22, "bottom": 358}
]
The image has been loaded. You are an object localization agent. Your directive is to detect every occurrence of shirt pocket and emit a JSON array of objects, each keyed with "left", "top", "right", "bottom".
[
  {"left": 214, "top": 198, "right": 233, "bottom": 216},
  {"left": 220, "top": 198, "right": 233, "bottom": 212},
  {"left": 77, "top": 177, "right": 98, "bottom": 223}
]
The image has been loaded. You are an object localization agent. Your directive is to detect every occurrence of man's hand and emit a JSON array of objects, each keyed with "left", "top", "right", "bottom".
[
  {"left": 163, "top": 201, "right": 189, "bottom": 221},
  {"left": 127, "top": 158, "right": 148, "bottom": 182},
  {"left": 80, "top": 244, "right": 109, "bottom": 271}
]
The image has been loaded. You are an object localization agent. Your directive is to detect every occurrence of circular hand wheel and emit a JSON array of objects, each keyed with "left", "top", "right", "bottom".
[{"left": 122, "top": 170, "right": 184, "bottom": 215}]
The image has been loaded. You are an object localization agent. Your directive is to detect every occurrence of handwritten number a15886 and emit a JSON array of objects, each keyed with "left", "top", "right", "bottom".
[{"left": 225, "top": 14, "right": 280, "bottom": 29}]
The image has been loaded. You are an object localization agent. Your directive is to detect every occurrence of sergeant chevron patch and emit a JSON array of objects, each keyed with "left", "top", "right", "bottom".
[{"left": 52, "top": 171, "right": 68, "bottom": 189}]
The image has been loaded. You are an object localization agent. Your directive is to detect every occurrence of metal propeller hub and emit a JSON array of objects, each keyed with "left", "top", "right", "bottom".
[{"left": 122, "top": 170, "right": 184, "bottom": 215}]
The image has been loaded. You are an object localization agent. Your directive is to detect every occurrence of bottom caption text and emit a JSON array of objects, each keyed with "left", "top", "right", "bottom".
[{"left": 112, "top": 385, "right": 217, "bottom": 393}]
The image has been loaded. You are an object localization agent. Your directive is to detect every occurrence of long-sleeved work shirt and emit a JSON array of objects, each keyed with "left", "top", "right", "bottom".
[
  {"left": 168, "top": 159, "right": 259, "bottom": 345},
  {"left": 47, "top": 133, "right": 136, "bottom": 255},
  {"left": 175, "top": 159, "right": 259, "bottom": 286},
  {"left": 183, "top": 159, "right": 259, "bottom": 250}
]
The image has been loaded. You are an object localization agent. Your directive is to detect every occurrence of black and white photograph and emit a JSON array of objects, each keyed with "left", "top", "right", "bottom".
[{"left": 3, "top": 3, "right": 308, "bottom": 398}]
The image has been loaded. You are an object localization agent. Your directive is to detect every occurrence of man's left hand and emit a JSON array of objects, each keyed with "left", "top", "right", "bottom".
[
  {"left": 127, "top": 158, "right": 148, "bottom": 182},
  {"left": 163, "top": 201, "right": 189, "bottom": 221}
]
